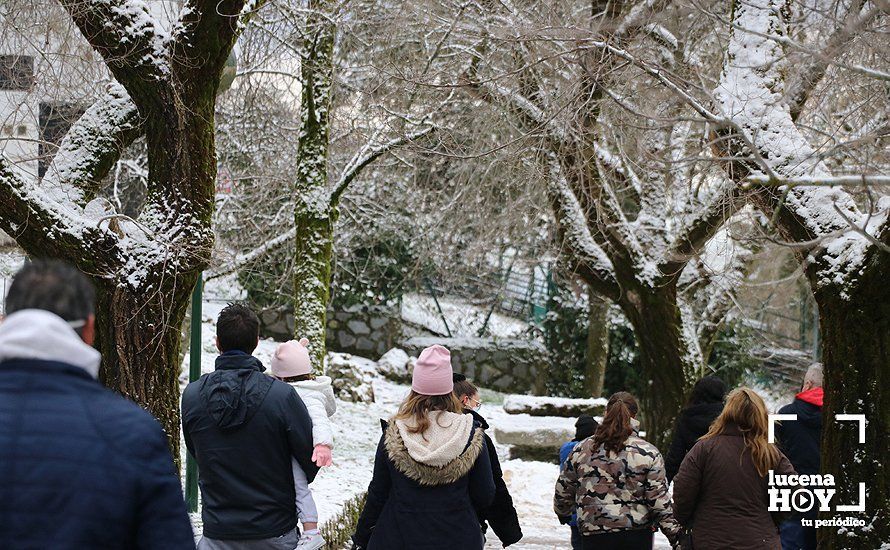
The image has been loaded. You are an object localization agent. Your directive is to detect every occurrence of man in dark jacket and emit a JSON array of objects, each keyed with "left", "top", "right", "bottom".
[
  {"left": 776, "top": 364, "right": 823, "bottom": 550},
  {"left": 182, "top": 303, "right": 318, "bottom": 549},
  {"left": 0, "top": 260, "right": 195, "bottom": 549}
]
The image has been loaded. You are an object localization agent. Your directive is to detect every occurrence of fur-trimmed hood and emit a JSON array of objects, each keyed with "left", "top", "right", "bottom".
[{"left": 385, "top": 412, "right": 485, "bottom": 486}]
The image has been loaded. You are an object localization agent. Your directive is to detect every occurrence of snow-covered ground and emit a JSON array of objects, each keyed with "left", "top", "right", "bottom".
[
  {"left": 401, "top": 292, "right": 530, "bottom": 338},
  {"left": 184, "top": 278, "right": 669, "bottom": 548}
]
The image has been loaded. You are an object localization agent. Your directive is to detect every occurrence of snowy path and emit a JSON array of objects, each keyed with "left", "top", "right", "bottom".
[{"left": 184, "top": 284, "right": 670, "bottom": 548}]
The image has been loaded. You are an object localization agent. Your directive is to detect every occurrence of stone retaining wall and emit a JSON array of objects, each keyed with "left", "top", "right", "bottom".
[
  {"left": 258, "top": 307, "right": 548, "bottom": 395},
  {"left": 326, "top": 305, "right": 401, "bottom": 359},
  {"left": 401, "top": 336, "right": 548, "bottom": 395},
  {"left": 258, "top": 305, "right": 401, "bottom": 360}
]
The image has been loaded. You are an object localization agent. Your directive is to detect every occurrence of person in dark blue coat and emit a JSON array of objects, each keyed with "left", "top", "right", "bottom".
[
  {"left": 0, "top": 260, "right": 194, "bottom": 549},
  {"left": 453, "top": 373, "right": 523, "bottom": 547},
  {"left": 182, "top": 303, "right": 318, "bottom": 549},
  {"left": 558, "top": 416, "right": 599, "bottom": 550},
  {"left": 352, "top": 345, "right": 495, "bottom": 550},
  {"left": 776, "top": 364, "right": 823, "bottom": 550}
]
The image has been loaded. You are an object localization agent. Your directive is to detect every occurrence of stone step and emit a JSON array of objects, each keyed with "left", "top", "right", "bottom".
[{"left": 503, "top": 394, "right": 607, "bottom": 417}]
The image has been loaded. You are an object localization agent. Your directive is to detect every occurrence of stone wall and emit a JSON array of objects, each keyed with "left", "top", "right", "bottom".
[
  {"left": 326, "top": 305, "right": 401, "bottom": 359},
  {"left": 257, "top": 304, "right": 401, "bottom": 360},
  {"left": 257, "top": 306, "right": 548, "bottom": 395},
  {"left": 401, "top": 336, "right": 548, "bottom": 395}
]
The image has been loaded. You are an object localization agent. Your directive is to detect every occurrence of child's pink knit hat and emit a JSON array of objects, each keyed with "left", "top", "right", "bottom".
[
  {"left": 412, "top": 345, "right": 454, "bottom": 396},
  {"left": 271, "top": 338, "right": 311, "bottom": 377}
]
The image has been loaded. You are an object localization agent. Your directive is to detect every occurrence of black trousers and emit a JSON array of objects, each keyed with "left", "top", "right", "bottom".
[{"left": 581, "top": 528, "right": 654, "bottom": 550}]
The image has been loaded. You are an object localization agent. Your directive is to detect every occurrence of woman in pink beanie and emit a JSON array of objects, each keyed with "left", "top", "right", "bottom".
[{"left": 351, "top": 344, "right": 495, "bottom": 550}]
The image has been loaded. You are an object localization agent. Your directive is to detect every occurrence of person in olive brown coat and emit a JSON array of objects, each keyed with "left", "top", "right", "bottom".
[{"left": 672, "top": 387, "right": 796, "bottom": 550}]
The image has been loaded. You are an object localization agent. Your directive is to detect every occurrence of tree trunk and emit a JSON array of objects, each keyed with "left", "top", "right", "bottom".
[
  {"left": 619, "top": 284, "right": 693, "bottom": 449},
  {"left": 584, "top": 292, "right": 609, "bottom": 399},
  {"left": 293, "top": 208, "right": 336, "bottom": 373},
  {"left": 94, "top": 274, "right": 197, "bottom": 467},
  {"left": 293, "top": 2, "right": 336, "bottom": 373},
  {"left": 814, "top": 266, "right": 889, "bottom": 549}
]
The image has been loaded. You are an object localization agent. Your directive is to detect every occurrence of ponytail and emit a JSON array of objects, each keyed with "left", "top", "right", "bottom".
[{"left": 592, "top": 392, "right": 639, "bottom": 454}]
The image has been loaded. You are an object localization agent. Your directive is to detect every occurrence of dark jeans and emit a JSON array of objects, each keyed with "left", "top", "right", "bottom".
[
  {"left": 780, "top": 517, "right": 817, "bottom": 550},
  {"left": 581, "top": 528, "right": 653, "bottom": 550},
  {"left": 570, "top": 525, "right": 583, "bottom": 550}
]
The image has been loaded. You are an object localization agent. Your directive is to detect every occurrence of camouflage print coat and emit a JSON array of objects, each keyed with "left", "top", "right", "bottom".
[{"left": 554, "top": 432, "right": 680, "bottom": 541}]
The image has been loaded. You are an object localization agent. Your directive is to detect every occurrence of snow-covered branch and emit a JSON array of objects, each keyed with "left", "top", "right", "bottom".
[
  {"left": 0, "top": 158, "right": 122, "bottom": 274},
  {"left": 59, "top": 0, "right": 172, "bottom": 92},
  {"left": 43, "top": 83, "right": 143, "bottom": 206},
  {"left": 783, "top": 4, "right": 883, "bottom": 119},
  {"left": 330, "top": 124, "right": 436, "bottom": 204},
  {"left": 745, "top": 175, "right": 890, "bottom": 188},
  {"left": 716, "top": 0, "right": 883, "bottom": 289},
  {"left": 545, "top": 155, "right": 621, "bottom": 300},
  {"left": 661, "top": 181, "right": 748, "bottom": 280}
]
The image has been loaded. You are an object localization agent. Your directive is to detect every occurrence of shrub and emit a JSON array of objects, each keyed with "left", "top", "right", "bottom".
[{"left": 320, "top": 492, "right": 367, "bottom": 550}]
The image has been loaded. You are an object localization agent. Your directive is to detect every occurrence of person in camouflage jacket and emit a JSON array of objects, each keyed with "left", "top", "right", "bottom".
[{"left": 554, "top": 392, "right": 680, "bottom": 550}]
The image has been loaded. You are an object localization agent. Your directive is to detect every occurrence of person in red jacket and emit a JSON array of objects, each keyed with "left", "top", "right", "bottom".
[{"left": 776, "top": 364, "right": 823, "bottom": 550}]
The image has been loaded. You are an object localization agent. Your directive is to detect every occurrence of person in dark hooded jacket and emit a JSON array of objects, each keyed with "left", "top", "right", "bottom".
[
  {"left": 352, "top": 345, "right": 495, "bottom": 550},
  {"left": 453, "top": 373, "right": 523, "bottom": 547},
  {"left": 776, "top": 364, "right": 823, "bottom": 550},
  {"left": 182, "top": 303, "right": 318, "bottom": 549},
  {"left": 664, "top": 375, "right": 727, "bottom": 482}
]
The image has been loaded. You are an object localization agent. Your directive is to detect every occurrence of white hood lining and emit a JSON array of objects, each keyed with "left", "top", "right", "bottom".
[
  {"left": 395, "top": 411, "right": 474, "bottom": 467},
  {"left": 0, "top": 309, "right": 101, "bottom": 378}
]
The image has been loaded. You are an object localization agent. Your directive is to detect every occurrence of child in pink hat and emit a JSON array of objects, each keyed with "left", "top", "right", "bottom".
[{"left": 270, "top": 338, "right": 336, "bottom": 550}]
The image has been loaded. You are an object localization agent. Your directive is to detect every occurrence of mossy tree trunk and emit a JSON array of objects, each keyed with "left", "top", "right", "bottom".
[
  {"left": 809, "top": 255, "right": 890, "bottom": 548},
  {"left": 293, "top": 1, "right": 336, "bottom": 374},
  {"left": 0, "top": 1, "right": 252, "bottom": 458},
  {"left": 584, "top": 292, "right": 609, "bottom": 399}
]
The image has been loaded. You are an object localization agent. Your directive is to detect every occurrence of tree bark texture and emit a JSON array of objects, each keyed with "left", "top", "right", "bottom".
[
  {"left": 293, "top": 2, "right": 336, "bottom": 373},
  {"left": 584, "top": 292, "right": 609, "bottom": 399},
  {"left": 95, "top": 274, "right": 197, "bottom": 463},
  {"left": 618, "top": 282, "right": 692, "bottom": 450},
  {"left": 811, "top": 257, "right": 889, "bottom": 549}
]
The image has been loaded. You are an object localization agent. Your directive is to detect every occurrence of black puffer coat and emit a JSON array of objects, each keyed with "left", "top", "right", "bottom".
[
  {"left": 466, "top": 409, "right": 523, "bottom": 547},
  {"left": 353, "top": 416, "right": 496, "bottom": 549},
  {"left": 665, "top": 402, "right": 724, "bottom": 482}
]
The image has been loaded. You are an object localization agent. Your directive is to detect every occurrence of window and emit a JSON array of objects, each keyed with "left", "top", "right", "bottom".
[
  {"left": 38, "top": 102, "right": 85, "bottom": 177},
  {"left": 0, "top": 56, "right": 34, "bottom": 91}
]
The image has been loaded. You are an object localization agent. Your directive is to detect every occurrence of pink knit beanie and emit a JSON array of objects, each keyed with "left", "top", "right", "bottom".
[
  {"left": 270, "top": 338, "right": 311, "bottom": 378},
  {"left": 412, "top": 345, "right": 454, "bottom": 396}
]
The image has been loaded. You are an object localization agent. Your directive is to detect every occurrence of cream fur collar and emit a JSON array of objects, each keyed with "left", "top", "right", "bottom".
[
  {"left": 386, "top": 412, "right": 484, "bottom": 485},
  {"left": 395, "top": 411, "right": 473, "bottom": 467}
]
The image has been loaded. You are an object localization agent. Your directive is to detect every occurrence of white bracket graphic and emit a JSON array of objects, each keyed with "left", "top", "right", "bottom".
[
  {"left": 836, "top": 482, "right": 866, "bottom": 512},
  {"left": 768, "top": 412, "right": 868, "bottom": 512},
  {"left": 768, "top": 414, "right": 797, "bottom": 444},
  {"left": 836, "top": 414, "right": 866, "bottom": 444}
]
